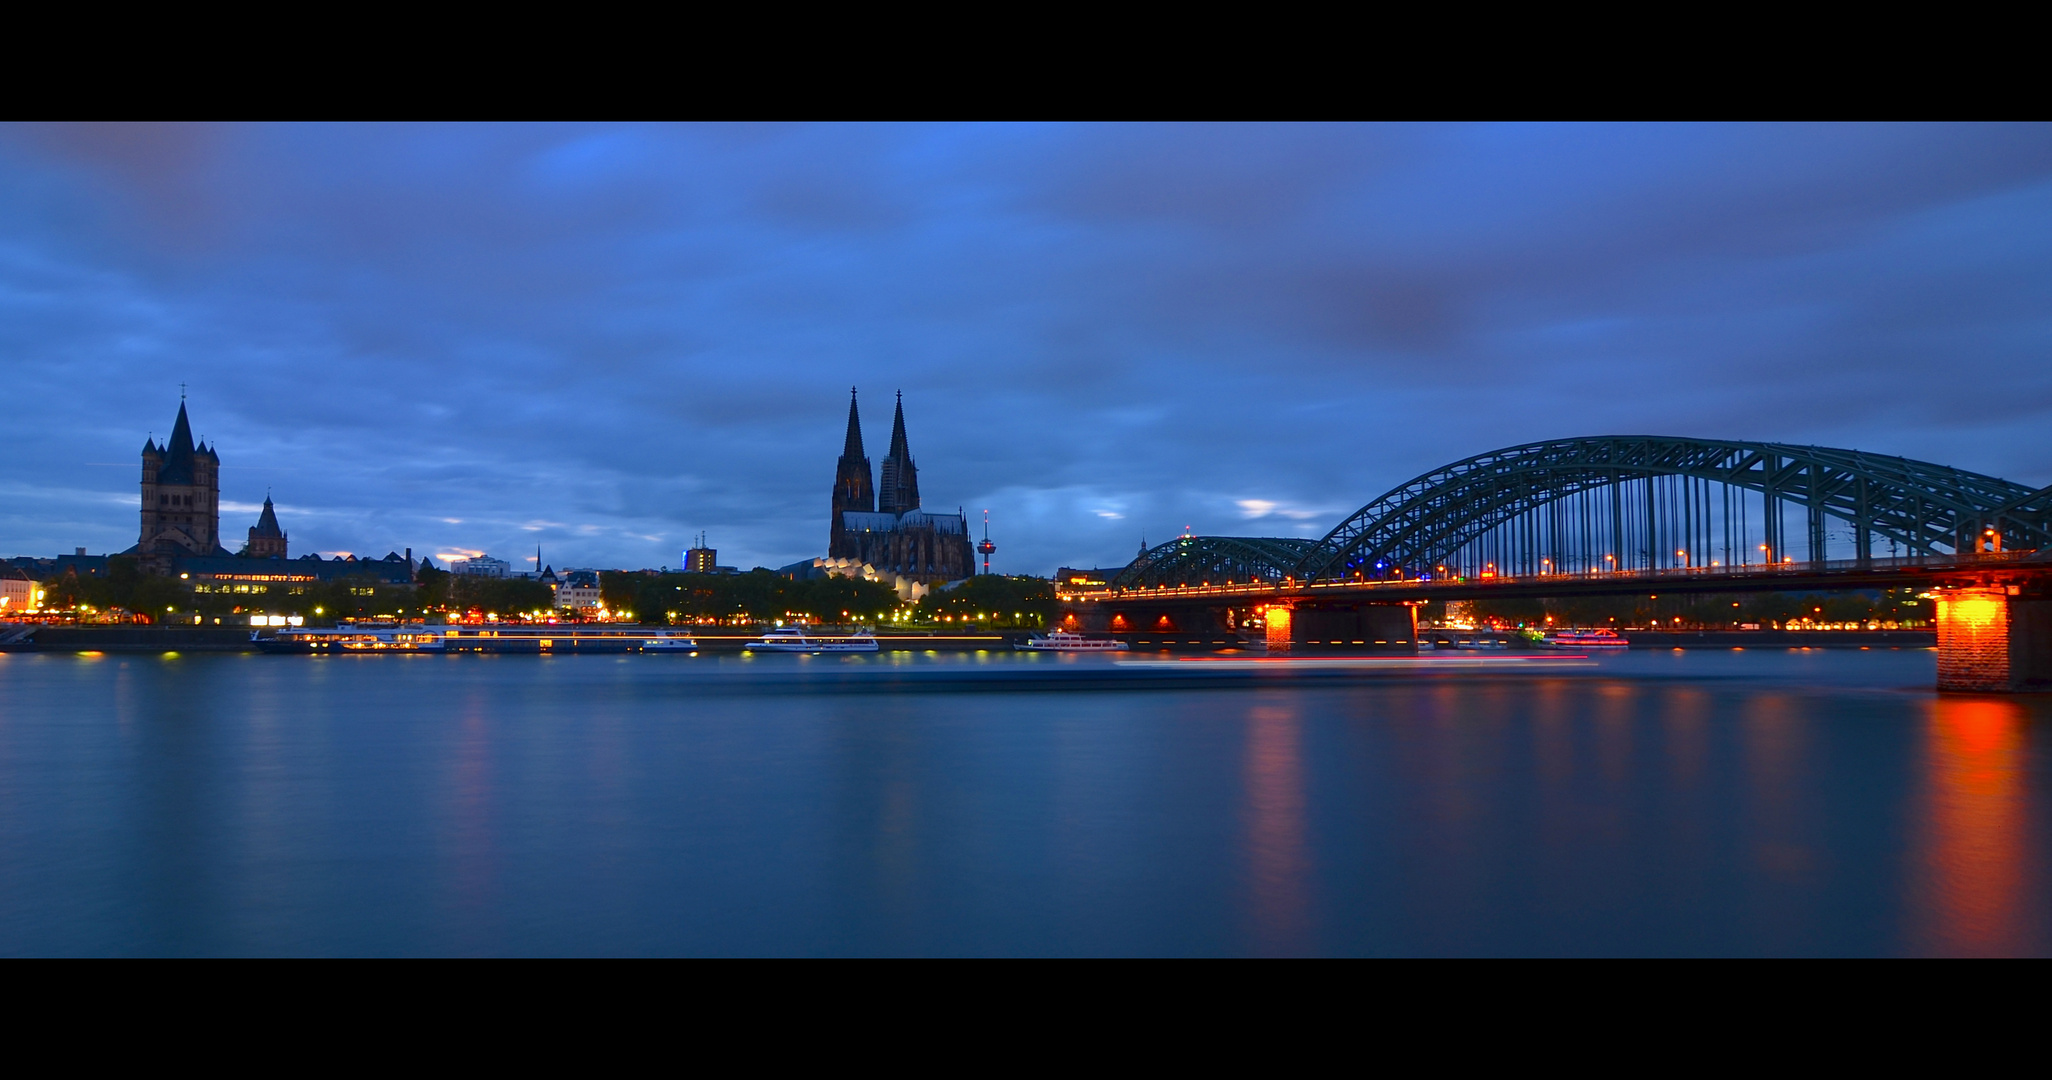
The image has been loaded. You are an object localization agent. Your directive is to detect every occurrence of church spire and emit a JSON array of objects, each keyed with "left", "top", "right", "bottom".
[
  {"left": 157, "top": 401, "right": 198, "bottom": 485},
  {"left": 879, "top": 391, "right": 920, "bottom": 515},
  {"left": 842, "top": 387, "right": 866, "bottom": 459},
  {"left": 829, "top": 388, "right": 875, "bottom": 554},
  {"left": 252, "top": 495, "right": 283, "bottom": 538},
  {"left": 887, "top": 390, "right": 909, "bottom": 460}
]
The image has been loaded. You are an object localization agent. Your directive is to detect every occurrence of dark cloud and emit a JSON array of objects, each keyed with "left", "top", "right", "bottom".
[{"left": 3, "top": 122, "right": 2052, "bottom": 574}]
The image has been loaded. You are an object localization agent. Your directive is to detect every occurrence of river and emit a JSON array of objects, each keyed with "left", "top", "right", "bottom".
[{"left": 0, "top": 647, "right": 2043, "bottom": 955}]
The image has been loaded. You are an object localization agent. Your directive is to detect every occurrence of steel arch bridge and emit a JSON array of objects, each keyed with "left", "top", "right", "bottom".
[{"left": 1110, "top": 436, "right": 2052, "bottom": 589}]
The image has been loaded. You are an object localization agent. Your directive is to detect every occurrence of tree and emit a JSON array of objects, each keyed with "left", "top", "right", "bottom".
[
  {"left": 447, "top": 576, "right": 553, "bottom": 619},
  {"left": 918, "top": 575, "right": 1056, "bottom": 627},
  {"left": 39, "top": 556, "right": 194, "bottom": 621},
  {"left": 788, "top": 575, "right": 901, "bottom": 622},
  {"left": 415, "top": 565, "right": 451, "bottom": 610}
]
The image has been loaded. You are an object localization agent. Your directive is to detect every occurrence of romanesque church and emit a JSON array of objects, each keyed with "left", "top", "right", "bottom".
[
  {"left": 135, "top": 401, "right": 232, "bottom": 567},
  {"left": 119, "top": 398, "right": 416, "bottom": 592}
]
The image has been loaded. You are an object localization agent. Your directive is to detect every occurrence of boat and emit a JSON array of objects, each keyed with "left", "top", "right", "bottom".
[
  {"left": 259, "top": 624, "right": 697, "bottom": 654},
  {"left": 1016, "top": 629, "right": 1130, "bottom": 652},
  {"left": 1540, "top": 628, "right": 1630, "bottom": 650},
  {"left": 441, "top": 627, "right": 697, "bottom": 653},
  {"left": 258, "top": 625, "right": 446, "bottom": 653},
  {"left": 744, "top": 627, "right": 879, "bottom": 653}
]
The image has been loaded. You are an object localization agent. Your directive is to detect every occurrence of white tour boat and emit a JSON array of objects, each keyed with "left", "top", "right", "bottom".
[
  {"left": 1017, "top": 630, "right": 1130, "bottom": 652},
  {"left": 744, "top": 627, "right": 880, "bottom": 653},
  {"left": 1540, "top": 628, "right": 1630, "bottom": 650},
  {"left": 640, "top": 633, "right": 701, "bottom": 653}
]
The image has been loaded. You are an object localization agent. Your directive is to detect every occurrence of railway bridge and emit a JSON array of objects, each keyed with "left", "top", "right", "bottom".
[{"left": 1061, "top": 436, "right": 2052, "bottom": 692}]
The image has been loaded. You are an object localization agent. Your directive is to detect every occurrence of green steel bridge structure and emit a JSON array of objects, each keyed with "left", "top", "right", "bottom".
[{"left": 1110, "top": 436, "right": 2052, "bottom": 592}]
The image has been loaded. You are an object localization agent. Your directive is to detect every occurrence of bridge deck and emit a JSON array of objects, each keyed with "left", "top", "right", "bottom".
[{"left": 1068, "top": 552, "right": 2049, "bottom": 606}]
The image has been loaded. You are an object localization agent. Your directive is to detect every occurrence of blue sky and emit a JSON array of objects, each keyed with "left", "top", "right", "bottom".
[{"left": 5, "top": 123, "right": 2052, "bottom": 574}]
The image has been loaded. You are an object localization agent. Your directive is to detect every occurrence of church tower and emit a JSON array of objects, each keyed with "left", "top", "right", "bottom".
[
  {"left": 138, "top": 399, "right": 225, "bottom": 568},
  {"left": 878, "top": 391, "right": 921, "bottom": 515},
  {"left": 246, "top": 495, "right": 288, "bottom": 559},
  {"left": 829, "top": 388, "right": 875, "bottom": 557}
]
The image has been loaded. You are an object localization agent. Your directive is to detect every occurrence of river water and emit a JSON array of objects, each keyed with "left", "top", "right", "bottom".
[{"left": 0, "top": 647, "right": 2044, "bottom": 956}]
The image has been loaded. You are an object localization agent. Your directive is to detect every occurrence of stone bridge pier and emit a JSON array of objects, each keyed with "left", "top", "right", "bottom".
[
  {"left": 1934, "top": 585, "right": 2052, "bottom": 692},
  {"left": 1263, "top": 601, "right": 1418, "bottom": 653}
]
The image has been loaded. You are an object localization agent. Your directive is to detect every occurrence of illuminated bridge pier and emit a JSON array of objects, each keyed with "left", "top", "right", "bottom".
[
  {"left": 1065, "top": 435, "right": 2052, "bottom": 687},
  {"left": 1933, "top": 584, "right": 2052, "bottom": 692}
]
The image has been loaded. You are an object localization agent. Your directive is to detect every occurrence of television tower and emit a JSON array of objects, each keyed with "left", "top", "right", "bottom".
[{"left": 977, "top": 510, "right": 996, "bottom": 575}]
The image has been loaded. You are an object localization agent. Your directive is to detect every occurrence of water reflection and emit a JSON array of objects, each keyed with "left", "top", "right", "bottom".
[
  {"left": 445, "top": 691, "right": 500, "bottom": 947},
  {"left": 1909, "top": 697, "right": 2036, "bottom": 956},
  {"left": 1242, "top": 702, "right": 1310, "bottom": 955},
  {"left": 1741, "top": 694, "right": 1817, "bottom": 885}
]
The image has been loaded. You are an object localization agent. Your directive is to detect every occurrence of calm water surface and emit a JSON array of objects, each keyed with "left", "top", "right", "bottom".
[{"left": 0, "top": 647, "right": 2045, "bottom": 956}]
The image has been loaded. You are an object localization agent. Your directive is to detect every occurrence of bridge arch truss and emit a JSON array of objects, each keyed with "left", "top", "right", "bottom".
[{"left": 1112, "top": 436, "right": 2052, "bottom": 589}]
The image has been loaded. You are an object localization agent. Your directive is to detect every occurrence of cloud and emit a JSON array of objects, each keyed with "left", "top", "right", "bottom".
[
  {"left": 1237, "top": 499, "right": 1328, "bottom": 521},
  {"left": 4, "top": 123, "right": 2052, "bottom": 573}
]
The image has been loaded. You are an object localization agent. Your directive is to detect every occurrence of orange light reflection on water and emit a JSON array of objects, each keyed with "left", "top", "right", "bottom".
[
  {"left": 1243, "top": 702, "right": 1311, "bottom": 955},
  {"left": 1910, "top": 697, "right": 2036, "bottom": 956}
]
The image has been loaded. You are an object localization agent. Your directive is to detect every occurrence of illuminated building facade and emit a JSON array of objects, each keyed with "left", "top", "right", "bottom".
[
  {"left": 552, "top": 569, "right": 603, "bottom": 611},
  {"left": 685, "top": 536, "right": 717, "bottom": 574},
  {"left": 180, "top": 551, "right": 415, "bottom": 599},
  {"left": 1, "top": 564, "right": 34, "bottom": 612},
  {"left": 826, "top": 390, "right": 973, "bottom": 585}
]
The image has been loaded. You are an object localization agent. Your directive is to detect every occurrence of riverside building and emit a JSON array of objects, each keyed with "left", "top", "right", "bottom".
[{"left": 70, "top": 396, "right": 420, "bottom": 599}]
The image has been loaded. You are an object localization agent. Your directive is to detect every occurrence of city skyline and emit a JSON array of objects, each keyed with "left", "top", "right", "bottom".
[{"left": 6, "top": 123, "right": 2052, "bottom": 573}]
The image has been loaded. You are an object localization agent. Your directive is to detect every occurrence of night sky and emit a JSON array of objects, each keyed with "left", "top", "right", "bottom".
[{"left": 6, "top": 123, "right": 2052, "bottom": 575}]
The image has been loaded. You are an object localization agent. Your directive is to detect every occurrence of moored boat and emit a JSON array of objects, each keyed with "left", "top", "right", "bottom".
[
  {"left": 258, "top": 625, "right": 446, "bottom": 653},
  {"left": 441, "top": 627, "right": 698, "bottom": 653},
  {"left": 259, "top": 624, "right": 698, "bottom": 654}
]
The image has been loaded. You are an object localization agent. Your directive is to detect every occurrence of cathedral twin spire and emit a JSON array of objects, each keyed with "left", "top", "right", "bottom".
[
  {"left": 832, "top": 388, "right": 920, "bottom": 514},
  {"left": 878, "top": 391, "right": 920, "bottom": 515},
  {"left": 828, "top": 388, "right": 922, "bottom": 555}
]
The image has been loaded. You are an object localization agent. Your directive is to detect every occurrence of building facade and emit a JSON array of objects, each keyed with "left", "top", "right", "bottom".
[
  {"left": 825, "top": 390, "right": 974, "bottom": 588},
  {"left": 454, "top": 555, "right": 511, "bottom": 578},
  {"left": 685, "top": 534, "right": 717, "bottom": 574},
  {"left": 1, "top": 564, "right": 34, "bottom": 613},
  {"left": 551, "top": 569, "right": 603, "bottom": 611}
]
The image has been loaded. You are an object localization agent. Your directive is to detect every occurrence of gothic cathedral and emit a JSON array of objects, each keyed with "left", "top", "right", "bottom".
[{"left": 828, "top": 390, "right": 973, "bottom": 583}]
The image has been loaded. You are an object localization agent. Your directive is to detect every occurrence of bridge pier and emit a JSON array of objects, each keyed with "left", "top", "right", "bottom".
[
  {"left": 1935, "top": 586, "right": 2052, "bottom": 692},
  {"left": 1265, "top": 601, "right": 1416, "bottom": 653},
  {"left": 1062, "top": 601, "right": 1243, "bottom": 649}
]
